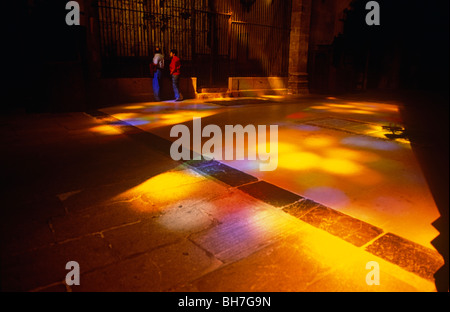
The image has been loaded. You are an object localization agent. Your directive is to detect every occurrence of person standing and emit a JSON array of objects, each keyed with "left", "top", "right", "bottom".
[
  {"left": 152, "top": 47, "right": 164, "bottom": 101},
  {"left": 169, "top": 49, "right": 183, "bottom": 101}
]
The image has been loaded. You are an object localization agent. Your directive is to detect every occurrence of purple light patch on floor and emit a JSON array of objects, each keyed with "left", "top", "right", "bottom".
[
  {"left": 341, "top": 136, "right": 400, "bottom": 151},
  {"left": 303, "top": 186, "right": 350, "bottom": 210}
]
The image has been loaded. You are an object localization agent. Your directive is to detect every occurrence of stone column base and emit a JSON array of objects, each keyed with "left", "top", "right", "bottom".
[{"left": 288, "top": 72, "right": 309, "bottom": 95}]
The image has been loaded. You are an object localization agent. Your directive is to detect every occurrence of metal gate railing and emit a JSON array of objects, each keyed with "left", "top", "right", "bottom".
[{"left": 96, "top": 0, "right": 292, "bottom": 87}]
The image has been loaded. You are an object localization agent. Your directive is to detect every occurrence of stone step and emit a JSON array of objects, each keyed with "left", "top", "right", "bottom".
[
  {"left": 196, "top": 92, "right": 230, "bottom": 100},
  {"left": 198, "top": 87, "right": 228, "bottom": 93}
]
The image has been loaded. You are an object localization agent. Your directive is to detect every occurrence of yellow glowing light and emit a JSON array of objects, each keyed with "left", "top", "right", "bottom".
[
  {"left": 134, "top": 170, "right": 203, "bottom": 193},
  {"left": 327, "top": 103, "right": 356, "bottom": 109},
  {"left": 307, "top": 102, "right": 402, "bottom": 117},
  {"left": 383, "top": 106, "right": 399, "bottom": 112},
  {"left": 324, "top": 148, "right": 360, "bottom": 160},
  {"left": 394, "top": 138, "right": 411, "bottom": 145},
  {"left": 347, "top": 109, "right": 374, "bottom": 115},
  {"left": 278, "top": 152, "right": 321, "bottom": 170},
  {"left": 296, "top": 221, "right": 437, "bottom": 291},
  {"left": 155, "top": 111, "right": 217, "bottom": 126},
  {"left": 322, "top": 158, "right": 363, "bottom": 175},
  {"left": 277, "top": 142, "right": 300, "bottom": 154},
  {"left": 325, "top": 148, "right": 379, "bottom": 163},
  {"left": 296, "top": 172, "right": 336, "bottom": 188},
  {"left": 347, "top": 102, "right": 400, "bottom": 113},
  {"left": 159, "top": 114, "right": 178, "bottom": 120},
  {"left": 116, "top": 170, "right": 203, "bottom": 212},
  {"left": 89, "top": 125, "right": 123, "bottom": 135},
  {"left": 327, "top": 108, "right": 349, "bottom": 114},
  {"left": 310, "top": 105, "right": 329, "bottom": 110},
  {"left": 111, "top": 113, "right": 139, "bottom": 120},
  {"left": 303, "top": 137, "right": 334, "bottom": 148},
  {"left": 123, "top": 105, "right": 145, "bottom": 109},
  {"left": 364, "top": 125, "right": 385, "bottom": 133},
  {"left": 262, "top": 95, "right": 284, "bottom": 99},
  {"left": 143, "top": 102, "right": 166, "bottom": 106},
  {"left": 370, "top": 131, "right": 394, "bottom": 140},
  {"left": 211, "top": 97, "right": 234, "bottom": 102}
]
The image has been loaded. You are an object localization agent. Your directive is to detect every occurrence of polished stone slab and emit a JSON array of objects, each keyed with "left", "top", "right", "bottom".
[{"left": 238, "top": 181, "right": 303, "bottom": 207}]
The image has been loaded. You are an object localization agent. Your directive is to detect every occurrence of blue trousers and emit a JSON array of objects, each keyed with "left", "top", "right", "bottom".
[
  {"left": 153, "top": 69, "right": 162, "bottom": 101},
  {"left": 172, "top": 74, "right": 181, "bottom": 100}
]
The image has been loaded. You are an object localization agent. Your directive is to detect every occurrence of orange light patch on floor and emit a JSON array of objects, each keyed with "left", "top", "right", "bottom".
[
  {"left": 123, "top": 105, "right": 146, "bottom": 110},
  {"left": 89, "top": 125, "right": 123, "bottom": 136},
  {"left": 277, "top": 152, "right": 321, "bottom": 171},
  {"left": 321, "top": 158, "right": 363, "bottom": 176},
  {"left": 111, "top": 113, "right": 139, "bottom": 120}
]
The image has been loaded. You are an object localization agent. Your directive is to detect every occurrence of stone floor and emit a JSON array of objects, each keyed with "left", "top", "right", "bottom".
[{"left": 1, "top": 92, "right": 447, "bottom": 293}]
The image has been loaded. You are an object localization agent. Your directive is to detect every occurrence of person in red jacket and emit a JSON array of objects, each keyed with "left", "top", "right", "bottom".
[{"left": 169, "top": 49, "right": 183, "bottom": 101}]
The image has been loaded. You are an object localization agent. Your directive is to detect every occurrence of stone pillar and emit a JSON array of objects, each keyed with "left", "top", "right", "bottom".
[
  {"left": 83, "top": 0, "right": 102, "bottom": 79},
  {"left": 83, "top": 0, "right": 104, "bottom": 109},
  {"left": 288, "top": 0, "right": 312, "bottom": 94}
]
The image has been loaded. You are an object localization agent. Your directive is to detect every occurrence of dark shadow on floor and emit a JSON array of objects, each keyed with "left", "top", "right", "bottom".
[
  {"left": 397, "top": 91, "right": 449, "bottom": 292},
  {"left": 337, "top": 90, "right": 449, "bottom": 291},
  {"left": 0, "top": 113, "right": 182, "bottom": 286}
]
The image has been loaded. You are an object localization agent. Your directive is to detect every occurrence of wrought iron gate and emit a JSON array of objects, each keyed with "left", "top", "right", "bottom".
[{"left": 96, "top": 0, "right": 292, "bottom": 87}]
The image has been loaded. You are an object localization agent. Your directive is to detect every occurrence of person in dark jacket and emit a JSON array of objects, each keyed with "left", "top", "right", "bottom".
[{"left": 152, "top": 47, "right": 164, "bottom": 101}]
